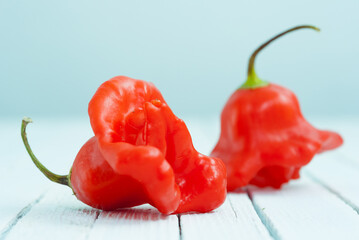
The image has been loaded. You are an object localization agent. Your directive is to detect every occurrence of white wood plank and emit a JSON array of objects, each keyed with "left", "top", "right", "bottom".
[
  {"left": 0, "top": 166, "right": 45, "bottom": 233},
  {"left": 0, "top": 120, "right": 46, "bottom": 232},
  {"left": 0, "top": 118, "right": 91, "bottom": 232},
  {"left": 87, "top": 205, "right": 179, "bottom": 240},
  {"left": 305, "top": 151, "right": 359, "bottom": 212},
  {"left": 4, "top": 187, "right": 99, "bottom": 240},
  {"left": 249, "top": 176, "right": 359, "bottom": 240},
  {"left": 180, "top": 194, "right": 272, "bottom": 240},
  {"left": 2, "top": 117, "right": 359, "bottom": 239}
]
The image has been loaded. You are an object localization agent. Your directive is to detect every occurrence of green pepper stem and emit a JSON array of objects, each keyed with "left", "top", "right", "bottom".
[
  {"left": 241, "top": 25, "right": 320, "bottom": 89},
  {"left": 21, "top": 117, "right": 70, "bottom": 187}
]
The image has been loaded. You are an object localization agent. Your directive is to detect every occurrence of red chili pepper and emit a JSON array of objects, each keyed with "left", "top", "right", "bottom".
[
  {"left": 22, "top": 76, "right": 226, "bottom": 214},
  {"left": 211, "top": 25, "right": 343, "bottom": 190}
]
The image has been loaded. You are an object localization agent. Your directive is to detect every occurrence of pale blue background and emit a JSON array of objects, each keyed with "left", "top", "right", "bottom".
[{"left": 1, "top": 0, "right": 358, "bottom": 119}]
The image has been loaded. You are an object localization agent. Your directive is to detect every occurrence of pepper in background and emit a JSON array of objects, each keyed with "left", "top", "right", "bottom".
[
  {"left": 22, "top": 76, "right": 227, "bottom": 214},
  {"left": 211, "top": 25, "right": 343, "bottom": 190}
]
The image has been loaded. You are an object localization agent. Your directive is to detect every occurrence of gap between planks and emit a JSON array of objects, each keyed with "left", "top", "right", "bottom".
[
  {"left": 84, "top": 210, "right": 101, "bottom": 240},
  {"left": 305, "top": 171, "right": 359, "bottom": 214},
  {"left": 3, "top": 179, "right": 357, "bottom": 240},
  {"left": 246, "top": 189, "right": 279, "bottom": 240},
  {"left": 179, "top": 193, "right": 272, "bottom": 240},
  {"left": 304, "top": 150, "right": 359, "bottom": 215},
  {"left": 3, "top": 152, "right": 359, "bottom": 240},
  {"left": 177, "top": 214, "right": 182, "bottom": 240},
  {"left": 248, "top": 175, "right": 359, "bottom": 240},
  {"left": 0, "top": 194, "right": 44, "bottom": 240},
  {"left": 2, "top": 187, "right": 100, "bottom": 240}
]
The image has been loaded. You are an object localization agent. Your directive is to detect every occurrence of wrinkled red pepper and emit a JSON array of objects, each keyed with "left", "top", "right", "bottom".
[
  {"left": 22, "top": 76, "right": 226, "bottom": 214},
  {"left": 211, "top": 25, "right": 343, "bottom": 190}
]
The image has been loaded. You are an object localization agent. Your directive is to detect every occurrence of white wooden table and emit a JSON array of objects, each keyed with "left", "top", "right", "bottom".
[{"left": 1, "top": 116, "right": 359, "bottom": 240}]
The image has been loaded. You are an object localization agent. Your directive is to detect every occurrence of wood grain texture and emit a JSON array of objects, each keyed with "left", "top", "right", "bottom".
[
  {"left": 0, "top": 118, "right": 90, "bottom": 233},
  {"left": 1, "top": 118, "right": 359, "bottom": 240},
  {"left": 305, "top": 151, "right": 359, "bottom": 212},
  {"left": 0, "top": 121, "right": 47, "bottom": 233},
  {"left": 87, "top": 205, "right": 179, "bottom": 240},
  {"left": 248, "top": 176, "right": 359, "bottom": 240},
  {"left": 3, "top": 187, "right": 99, "bottom": 240},
  {"left": 180, "top": 194, "right": 272, "bottom": 240}
]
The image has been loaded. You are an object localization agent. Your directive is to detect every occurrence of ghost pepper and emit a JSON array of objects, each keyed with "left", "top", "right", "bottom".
[
  {"left": 22, "top": 76, "right": 226, "bottom": 214},
  {"left": 211, "top": 25, "right": 343, "bottom": 190}
]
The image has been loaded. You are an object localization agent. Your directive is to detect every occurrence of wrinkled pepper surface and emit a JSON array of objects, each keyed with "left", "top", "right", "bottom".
[
  {"left": 22, "top": 76, "right": 226, "bottom": 214},
  {"left": 211, "top": 25, "right": 343, "bottom": 190}
]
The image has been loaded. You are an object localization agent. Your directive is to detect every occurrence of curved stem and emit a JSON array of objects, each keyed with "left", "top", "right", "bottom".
[
  {"left": 247, "top": 25, "right": 320, "bottom": 77},
  {"left": 21, "top": 117, "right": 70, "bottom": 187}
]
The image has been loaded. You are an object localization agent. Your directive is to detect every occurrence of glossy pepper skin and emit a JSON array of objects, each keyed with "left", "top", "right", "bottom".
[
  {"left": 211, "top": 83, "right": 343, "bottom": 190},
  {"left": 73, "top": 76, "right": 227, "bottom": 214},
  {"left": 211, "top": 25, "right": 343, "bottom": 190},
  {"left": 24, "top": 76, "right": 226, "bottom": 214}
]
